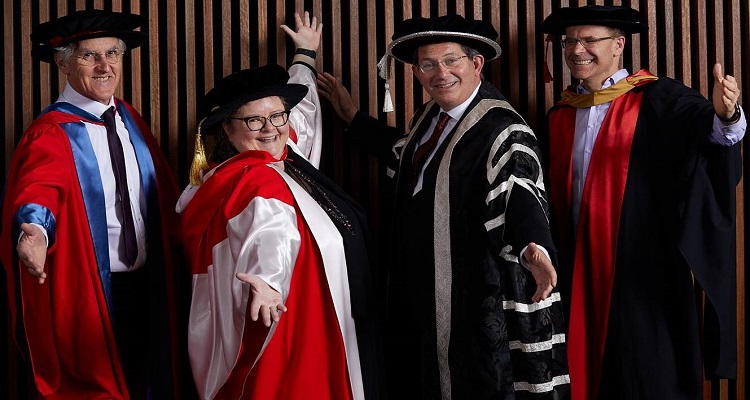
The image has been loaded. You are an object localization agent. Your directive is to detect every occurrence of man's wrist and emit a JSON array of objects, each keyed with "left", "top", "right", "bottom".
[{"left": 718, "top": 103, "right": 741, "bottom": 123}]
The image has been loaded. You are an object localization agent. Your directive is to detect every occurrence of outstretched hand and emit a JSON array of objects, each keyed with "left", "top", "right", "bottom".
[
  {"left": 317, "top": 72, "right": 358, "bottom": 123},
  {"left": 523, "top": 242, "right": 557, "bottom": 303},
  {"left": 712, "top": 63, "right": 741, "bottom": 122},
  {"left": 236, "top": 272, "right": 287, "bottom": 327},
  {"left": 280, "top": 11, "right": 322, "bottom": 52},
  {"left": 17, "top": 223, "right": 48, "bottom": 284}
]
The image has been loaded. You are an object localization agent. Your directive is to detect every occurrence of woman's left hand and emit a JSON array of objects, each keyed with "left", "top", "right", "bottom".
[
  {"left": 237, "top": 272, "right": 288, "bottom": 327},
  {"left": 281, "top": 11, "right": 322, "bottom": 52}
]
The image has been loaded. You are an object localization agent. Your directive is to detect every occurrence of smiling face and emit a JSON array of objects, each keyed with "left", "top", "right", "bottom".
[
  {"left": 412, "top": 42, "right": 484, "bottom": 111},
  {"left": 223, "top": 96, "right": 290, "bottom": 160},
  {"left": 563, "top": 25, "right": 625, "bottom": 92},
  {"left": 56, "top": 37, "right": 123, "bottom": 105}
]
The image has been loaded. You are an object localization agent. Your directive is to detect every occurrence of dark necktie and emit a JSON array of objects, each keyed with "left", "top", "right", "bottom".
[
  {"left": 102, "top": 106, "right": 138, "bottom": 266},
  {"left": 412, "top": 111, "right": 451, "bottom": 188}
]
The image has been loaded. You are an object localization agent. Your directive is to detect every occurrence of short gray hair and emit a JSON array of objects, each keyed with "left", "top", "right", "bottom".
[{"left": 55, "top": 38, "right": 127, "bottom": 64}]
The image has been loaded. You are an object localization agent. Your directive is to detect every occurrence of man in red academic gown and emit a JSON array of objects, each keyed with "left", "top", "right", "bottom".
[
  {"left": 0, "top": 10, "right": 192, "bottom": 400},
  {"left": 540, "top": 5, "right": 745, "bottom": 400}
]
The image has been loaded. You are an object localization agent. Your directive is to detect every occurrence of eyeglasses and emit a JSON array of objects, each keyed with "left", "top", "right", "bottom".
[
  {"left": 228, "top": 111, "right": 290, "bottom": 131},
  {"left": 75, "top": 49, "right": 126, "bottom": 66},
  {"left": 560, "top": 36, "right": 618, "bottom": 49},
  {"left": 417, "top": 55, "right": 468, "bottom": 74}
]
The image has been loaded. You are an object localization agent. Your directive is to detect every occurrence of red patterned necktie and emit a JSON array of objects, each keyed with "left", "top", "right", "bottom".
[{"left": 412, "top": 111, "right": 451, "bottom": 188}]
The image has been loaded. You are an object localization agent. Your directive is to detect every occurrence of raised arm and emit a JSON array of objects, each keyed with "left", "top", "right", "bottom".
[{"left": 282, "top": 11, "right": 324, "bottom": 167}]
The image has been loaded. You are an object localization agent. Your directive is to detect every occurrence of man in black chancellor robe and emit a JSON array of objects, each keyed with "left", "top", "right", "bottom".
[{"left": 319, "top": 14, "right": 569, "bottom": 400}]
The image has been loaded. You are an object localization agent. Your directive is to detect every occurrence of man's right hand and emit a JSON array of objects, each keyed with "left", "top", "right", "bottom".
[
  {"left": 317, "top": 72, "right": 358, "bottom": 124},
  {"left": 17, "top": 223, "right": 48, "bottom": 284}
]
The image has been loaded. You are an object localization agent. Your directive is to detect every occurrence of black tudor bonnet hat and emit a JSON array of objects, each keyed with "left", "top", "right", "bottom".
[
  {"left": 199, "top": 64, "right": 308, "bottom": 135},
  {"left": 189, "top": 64, "right": 307, "bottom": 185},
  {"left": 31, "top": 9, "right": 147, "bottom": 63},
  {"left": 387, "top": 14, "right": 502, "bottom": 63},
  {"left": 542, "top": 5, "right": 647, "bottom": 35},
  {"left": 376, "top": 14, "right": 501, "bottom": 112}
]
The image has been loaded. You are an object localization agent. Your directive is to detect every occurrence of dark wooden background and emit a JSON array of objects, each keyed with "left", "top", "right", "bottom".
[{"left": 2, "top": 0, "right": 748, "bottom": 399}]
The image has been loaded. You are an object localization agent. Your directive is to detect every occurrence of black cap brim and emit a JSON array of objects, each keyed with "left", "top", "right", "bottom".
[
  {"left": 388, "top": 31, "right": 502, "bottom": 64},
  {"left": 32, "top": 30, "right": 147, "bottom": 63},
  {"left": 30, "top": 9, "right": 147, "bottom": 63},
  {"left": 542, "top": 6, "right": 647, "bottom": 35},
  {"left": 387, "top": 15, "right": 502, "bottom": 64},
  {"left": 201, "top": 84, "right": 308, "bottom": 134}
]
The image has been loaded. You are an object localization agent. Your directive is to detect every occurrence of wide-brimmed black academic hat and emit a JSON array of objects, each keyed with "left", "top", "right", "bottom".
[
  {"left": 189, "top": 64, "right": 307, "bottom": 185},
  {"left": 199, "top": 64, "right": 308, "bottom": 134},
  {"left": 541, "top": 5, "right": 647, "bottom": 35},
  {"left": 387, "top": 14, "right": 502, "bottom": 63},
  {"left": 31, "top": 9, "right": 147, "bottom": 63}
]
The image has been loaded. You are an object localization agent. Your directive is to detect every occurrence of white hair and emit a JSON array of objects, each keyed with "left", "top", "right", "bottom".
[{"left": 54, "top": 38, "right": 127, "bottom": 64}]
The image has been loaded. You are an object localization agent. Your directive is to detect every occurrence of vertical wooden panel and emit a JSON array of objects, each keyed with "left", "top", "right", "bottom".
[
  {"left": 3, "top": 0, "right": 15, "bottom": 173},
  {"left": 246, "top": 0, "right": 257, "bottom": 67},
  {"left": 524, "top": 1, "right": 538, "bottom": 122},
  {"left": 366, "top": 1, "right": 378, "bottom": 117},
  {"left": 678, "top": 1, "right": 691, "bottom": 85},
  {"left": 401, "top": 1, "right": 415, "bottom": 126},
  {"left": 664, "top": 0, "right": 676, "bottom": 78},
  {"left": 130, "top": 0, "right": 143, "bottom": 112},
  {"left": 506, "top": 0, "right": 521, "bottom": 106},
  {"left": 645, "top": 0, "right": 659, "bottom": 70},
  {"left": 202, "top": 0, "right": 214, "bottom": 95},
  {"left": 1, "top": 3, "right": 17, "bottom": 395},
  {"left": 184, "top": 0, "right": 197, "bottom": 165},
  {"left": 38, "top": 4, "right": 51, "bottom": 109},
  {"left": 541, "top": 1, "right": 556, "bottom": 112},
  {"left": 313, "top": 1, "right": 323, "bottom": 66},
  {"left": 1, "top": 1, "right": 747, "bottom": 399},
  {"left": 221, "top": 1, "right": 231, "bottom": 76},
  {"left": 20, "top": 0, "right": 33, "bottom": 130},
  {"left": 276, "top": 0, "right": 286, "bottom": 61},
  {"left": 166, "top": 1, "right": 178, "bottom": 170},
  {"left": 694, "top": 0, "right": 709, "bottom": 94},
  {"left": 384, "top": 0, "right": 396, "bottom": 128},
  {"left": 147, "top": 1, "right": 161, "bottom": 144}
]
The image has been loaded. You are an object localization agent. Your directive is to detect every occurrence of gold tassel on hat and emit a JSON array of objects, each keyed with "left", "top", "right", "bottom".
[
  {"left": 377, "top": 53, "right": 394, "bottom": 112},
  {"left": 189, "top": 117, "right": 209, "bottom": 186}
]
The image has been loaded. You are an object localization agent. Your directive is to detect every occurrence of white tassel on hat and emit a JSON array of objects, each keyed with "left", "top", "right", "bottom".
[{"left": 377, "top": 53, "right": 394, "bottom": 112}]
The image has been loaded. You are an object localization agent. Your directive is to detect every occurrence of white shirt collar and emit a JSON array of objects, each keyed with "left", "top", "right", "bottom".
[
  {"left": 576, "top": 69, "right": 630, "bottom": 94},
  {"left": 441, "top": 81, "right": 482, "bottom": 120},
  {"left": 57, "top": 83, "right": 115, "bottom": 118}
]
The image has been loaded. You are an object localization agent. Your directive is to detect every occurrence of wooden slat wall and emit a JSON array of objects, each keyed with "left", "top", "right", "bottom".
[{"left": 1, "top": 1, "right": 747, "bottom": 398}]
